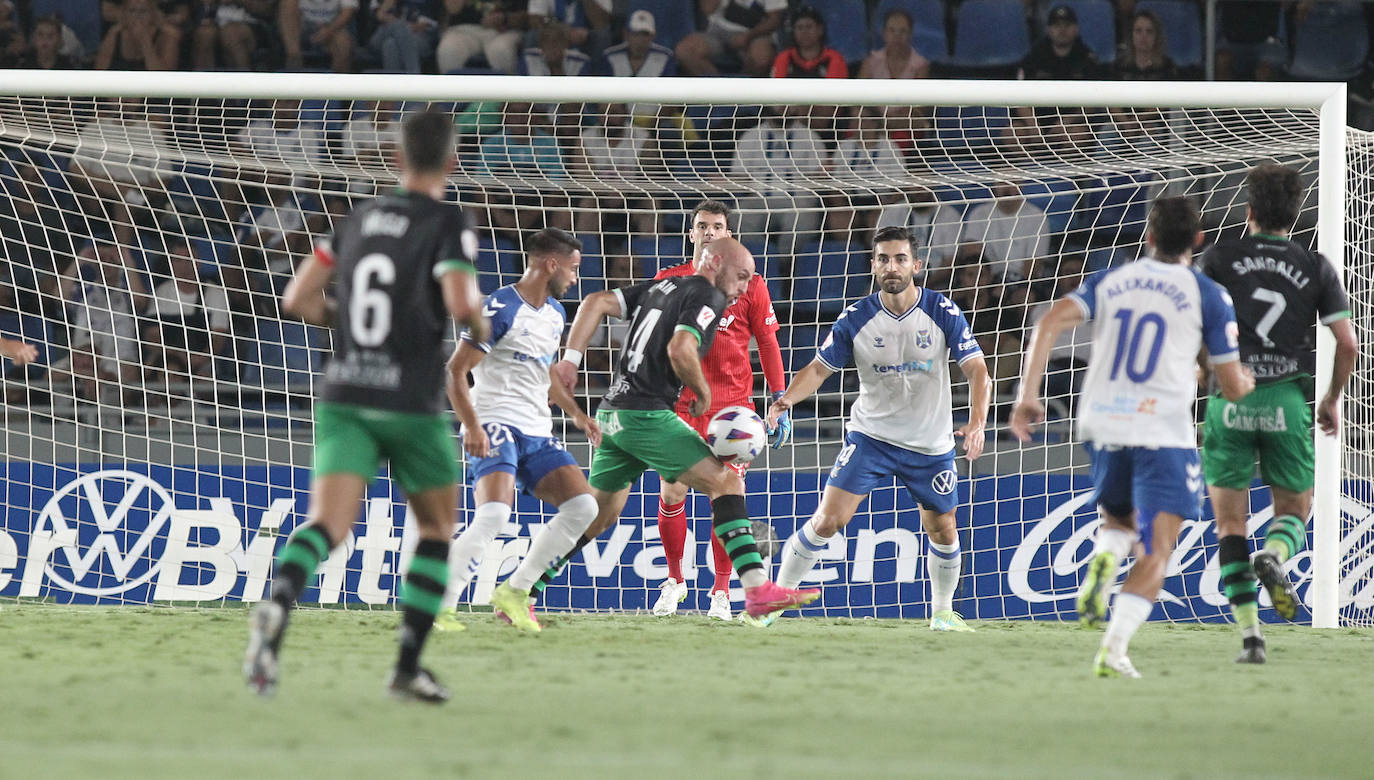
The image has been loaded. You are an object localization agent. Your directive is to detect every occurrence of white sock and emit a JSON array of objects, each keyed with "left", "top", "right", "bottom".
[
  {"left": 1096, "top": 526, "right": 1136, "bottom": 560},
  {"left": 443, "top": 501, "right": 511, "bottom": 607},
  {"left": 1101, "top": 592, "right": 1153, "bottom": 658},
  {"left": 507, "top": 493, "right": 597, "bottom": 591},
  {"left": 927, "top": 539, "right": 961, "bottom": 613},
  {"left": 776, "top": 519, "right": 828, "bottom": 589}
]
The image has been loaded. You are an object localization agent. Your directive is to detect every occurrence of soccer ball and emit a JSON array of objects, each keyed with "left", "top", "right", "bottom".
[{"left": 705, "top": 405, "right": 767, "bottom": 464}]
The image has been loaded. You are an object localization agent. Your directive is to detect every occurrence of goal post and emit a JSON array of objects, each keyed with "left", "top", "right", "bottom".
[{"left": 0, "top": 70, "right": 1359, "bottom": 627}]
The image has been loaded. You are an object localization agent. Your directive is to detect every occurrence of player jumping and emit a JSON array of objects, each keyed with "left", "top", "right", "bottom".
[
  {"left": 244, "top": 109, "right": 487, "bottom": 702},
  {"left": 650, "top": 200, "right": 789, "bottom": 621},
  {"left": 537, "top": 237, "right": 819, "bottom": 618},
  {"left": 761, "top": 225, "right": 992, "bottom": 630},
  {"left": 1197, "top": 163, "right": 1357, "bottom": 663},
  {"left": 435, "top": 227, "right": 603, "bottom": 633},
  {"left": 1011, "top": 196, "right": 1254, "bottom": 678}
]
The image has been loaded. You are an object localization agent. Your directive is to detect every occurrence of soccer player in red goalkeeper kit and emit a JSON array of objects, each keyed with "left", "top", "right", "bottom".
[{"left": 650, "top": 200, "right": 790, "bottom": 621}]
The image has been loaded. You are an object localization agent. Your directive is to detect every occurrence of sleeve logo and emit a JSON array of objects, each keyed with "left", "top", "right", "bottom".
[
  {"left": 696, "top": 305, "right": 716, "bottom": 331},
  {"left": 460, "top": 229, "right": 479, "bottom": 263}
]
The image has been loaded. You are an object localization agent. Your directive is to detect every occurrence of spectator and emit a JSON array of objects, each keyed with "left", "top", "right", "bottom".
[
  {"left": 772, "top": 5, "right": 846, "bottom": 78},
  {"left": 0, "top": 0, "right": 25, "bottom": 67},
  {"left": 572, "top": 102, "right": 658, "bottom": 238},
  {"left": 1024, "top": 252, "right": 1091, "bottom": 409},
  {"left": 67, "top": 97, "right": 176, "bottom": 248},
  {"left": 0, "top": 160, "right": 73, "bottom": 322},
  {"left": 677, "top": 0, "right": 786, "bottom": 77},
  {"left": 824, "top": 106, "right": 906, "bottom": 244},
  {"left": 51, "top": 240, "right": 149, "bottom": 404},
  {"left": 876, "top": 187, "right": 964, "bottom": 282},
  {"left": 435, "top": 0, "right": 523, "bottom": 74},
  {"left": 191, "top": 1, "right": 275, "bottom": 71},
  {"left": 279, "top": 0, "right": 356, "bottom": 72},
  {"left": 517, "top": 20, "right": 590, "bottom": 75},
  {"left": 584, "top": 251, "right": 637, "bottom": 392},
  {"left": 858, "top": 8, "right": 929, "bottom": 80},
  {"left": 17, "top": 16, "right": 77, "bottom": 70},
  {"left": 233, "top": 171, "right": 321, "bottom": 295},
  {"left": 476, "top": 101, "right": 572, "bottom": 239},
  {"left": 1214, "top": 0, "right": 1285, "bottom": 81},
  {"left": 728, "top": 104, "right": 825, "bottom": 253},
  {"left": 95, "top": 0, "right": 184, "bottom": 70},
  {"left": 232, "top": 98, "right": 328, "bottom": 187},
  {"left": 525, "top": 0, "right": 593, "bottom": 53},
  {"left": 141, "top": 238, "right": 232, "bottom": 406},
  {"left": 370, "top": 0, "right": 442, "bottom": 73},
  {"left": 601, "top": 11, "right": 695, "bottom": 154},
  {"left": 1010, "top": 5, "right": 1100, "bottom": 151},
  {"left": 340, "top": 99, "right": 401, "bottom": 171},
  {"left": 958, "top": 182, "right": 1048, "bottom": 283},
  {"left": 1108, "top": 10, "right": 1176, "bottom": 144}
]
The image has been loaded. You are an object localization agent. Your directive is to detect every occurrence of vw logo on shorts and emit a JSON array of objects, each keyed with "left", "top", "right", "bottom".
[{"left": 931, "top": 469, "right": 957, "bottom": 495}]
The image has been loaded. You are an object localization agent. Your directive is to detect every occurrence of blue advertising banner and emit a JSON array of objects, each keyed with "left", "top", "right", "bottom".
[{"left": 1, "top": 463, "right": 1325, "bottom": 621}]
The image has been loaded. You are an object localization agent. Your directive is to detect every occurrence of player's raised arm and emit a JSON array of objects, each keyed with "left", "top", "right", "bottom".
[
  {"left": 1010, "top": 296, "right": 1086, "bottom": 442},
  {"left": 956, "top": 353, "right": 991, "bottom": 461},
  {"left": 553, "top": 287, "right": 626, "bottom": 390},
  {"left": 766, "top": 357, "right": 833, "bottom": 430}
]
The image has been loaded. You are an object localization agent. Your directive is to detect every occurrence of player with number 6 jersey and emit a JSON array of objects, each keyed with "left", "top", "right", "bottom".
[
  {"left": 650, "top": 200, "right": 788, "bottom": 622},
  {"left": 435, "top": 228, "right": 603, "bottom": 634},
  {"left": 244, "top": 109, "right": 486, "bottom": 703}
]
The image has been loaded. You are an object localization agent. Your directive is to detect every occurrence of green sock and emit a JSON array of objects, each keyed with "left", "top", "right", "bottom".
[
  {"left": 711, "top": 495, "right": 763, "bottom": 581},
  {"left": 1219, "top": 534, "right": 1261, "bottom": 638},
  {"left": 398, "top": 538, "right": 450, "bottom": 675},
  {"left": 271, "top": 524, "right": 333, "bottom": 606},
  {"left": 1263, "top": 514, "right": 1307, "bottom": 563}
]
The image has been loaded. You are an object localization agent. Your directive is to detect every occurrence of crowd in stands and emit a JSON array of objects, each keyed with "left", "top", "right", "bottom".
[{"left": 0, "top": 0, "right": 1367, "bottom": 427}]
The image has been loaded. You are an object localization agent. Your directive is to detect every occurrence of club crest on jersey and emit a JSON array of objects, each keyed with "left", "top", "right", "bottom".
[{"left": 916, "top": 330, "right": 932, "bottom": 349}]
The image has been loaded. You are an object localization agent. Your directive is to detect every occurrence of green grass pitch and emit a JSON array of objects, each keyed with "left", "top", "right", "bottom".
[{"left": 2, "top": 604, "right": 1372, "bottom": 779}]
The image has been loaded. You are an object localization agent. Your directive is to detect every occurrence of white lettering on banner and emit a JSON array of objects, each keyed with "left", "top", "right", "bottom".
[
  {"left": 471, "top": 538, "right": 531, "bottom": 604},
  {"left": 852, "top": 528, "right": 919, "bottom": 583},
  {"left": 152, "top": 511, "right": 241, "bottom": 601},
  {"left": 581, "top": 524, "right": 636, "bottom": 578},
  {"left": 238, "top": 498, "right": 294, "bottom": 603},
  {"left": 355, "top": 497, "right": 402, "bottom": 604},
  {"left": 0, "top": 530, "right": 17, "bottom": 591}
]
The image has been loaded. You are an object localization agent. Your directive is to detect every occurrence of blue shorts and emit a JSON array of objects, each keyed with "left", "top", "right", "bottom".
[
  {"left": 464, "top": 422, "right": 577, "bottom": 495},
  {"left": 1088, "top": 443, "right": 1203, "bottom": 553},
  {"left": 825, "top": 431, "right": 959, "bottom": 514}
]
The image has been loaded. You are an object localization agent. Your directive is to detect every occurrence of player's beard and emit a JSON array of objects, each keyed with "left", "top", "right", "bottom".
[{"left": 879, "top": 275, "right": 911, "bottom": 294}]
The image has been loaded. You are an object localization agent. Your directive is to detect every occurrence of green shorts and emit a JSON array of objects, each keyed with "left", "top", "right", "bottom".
[
  {"left": 1201, "top": 380, "right": 1314, "bottom": 493},
  {"left": 313, "top": 402, "right": 459, "bottom": 496},
  {"left": 587, "top": 407, "right": 714, "bottom": 493}
]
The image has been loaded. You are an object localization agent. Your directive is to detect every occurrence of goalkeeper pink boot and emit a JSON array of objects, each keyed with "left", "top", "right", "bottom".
[{"left": 744, "top": 581, "right": 820, "bottom": 618}]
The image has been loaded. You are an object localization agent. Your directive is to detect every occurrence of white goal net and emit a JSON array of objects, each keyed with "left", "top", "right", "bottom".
[{"left": 0, "top": 73, "right": 1364, "bottom": 626}]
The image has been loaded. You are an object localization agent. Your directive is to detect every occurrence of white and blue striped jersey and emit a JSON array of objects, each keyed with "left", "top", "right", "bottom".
[
  {"left": 1070, "top": 257, "right": 1239, "bottom": 448},
  {"left": 460, "top": 285, "right": 566, "bottom": 438},
  {"left": 816, "top": 290, "right": 983, "bottom": 455}
]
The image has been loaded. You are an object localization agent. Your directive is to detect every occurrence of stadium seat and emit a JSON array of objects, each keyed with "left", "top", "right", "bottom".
[
  {"left": 778, "top": 325, "right": 821, "bottom": 375},
  {"left": 872, "top": 0, "right": 948, "bottom": 61},
  {"left": 577, "top": 237, "right": 606, "bottom": 295},
  {"left": 932, "top": 106, "right": 1011, "bottom": 149},
  {"left": 817, "top": 0, "right": 871, "bottom": 65},
  {"left": 629, "top": 234, "right": 687, "bottom": 270},
  {"left": 254, "top": 320, "right": 321, "bottom": 389},
  {"left": 757, "top": 241, "right": 787, "bottom": 302},
  {"left": 1050, "top": 0, "right": 1116, "bottom": 63},
  {"left": 1020, "top": 177, "right": 1084, "bottom": 236},
  {"left": 627, "top": 0, "right": 697, "bottom": 50},
  {"left": 34, "top": 0, "right": 102, "bottom": 55},
  {"left": 1136, "top": 0, "right": 1202, "bottom": 68},
  {"left": 950, "top": 0, "right": 1030, "bottom": 68},
  {"left": 792, "top": 239, "right": 859, "bottom": 317},
  {"left": 1287, "top": 2, "right": 1369, "bottom": 81}
]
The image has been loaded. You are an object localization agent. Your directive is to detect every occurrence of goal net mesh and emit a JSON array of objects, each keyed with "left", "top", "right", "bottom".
[{"left": 0, "top": 87, "right": 1365, "bottom": 625}]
